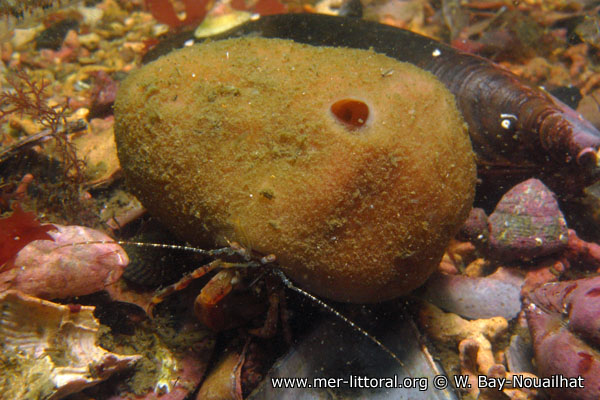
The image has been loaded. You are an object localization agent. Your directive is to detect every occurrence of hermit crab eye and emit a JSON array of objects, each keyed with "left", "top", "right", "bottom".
[{"left": 330, "top": 99, "right": 369, "bottom": 129}]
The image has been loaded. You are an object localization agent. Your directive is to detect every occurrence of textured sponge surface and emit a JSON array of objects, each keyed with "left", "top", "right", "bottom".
[{"left": 114, "top": 37, "right": 476, "bottom": 303}]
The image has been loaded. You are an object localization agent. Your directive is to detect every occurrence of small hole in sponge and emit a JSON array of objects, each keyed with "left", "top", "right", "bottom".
[{"left": 330, "top": 99, "right": 369, "bottom": 129}]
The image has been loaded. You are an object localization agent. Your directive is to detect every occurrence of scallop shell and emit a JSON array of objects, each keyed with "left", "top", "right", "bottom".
[{"left": 0, "top": 290, "right": 140, "bottom": 400}]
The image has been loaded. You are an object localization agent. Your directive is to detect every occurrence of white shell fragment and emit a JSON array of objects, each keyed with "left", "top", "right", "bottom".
[
  {"left": 0, "top": 290, "right": 140, "bottom": 400},
  {"left": 193, "top": 11, "right": 252, "bottom": 38}
]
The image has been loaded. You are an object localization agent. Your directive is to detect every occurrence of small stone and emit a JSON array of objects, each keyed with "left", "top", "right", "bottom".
[
  {"left": 0, "top": 41, "right": 13, "bottom": 63},
  {"left": 63, "top": 29, "right": 80, "bottom": 49},
  {"left": 66, "top": 107, "right": 90, "bottom": 124},
  {"left": 78, "top": 32, "right": 101, "bottom": 50},
  {"left": 152, "top": 24, "right": 170, "bottom": 37},
  {"left": 122, "top": 41, "right": 146, "bottom": 54},
  {"left": 35, "top": 18, "right": 80, "bottom": 50},
  {"left": 423, "top": 268, "right": 523, "bottom": 320},
  {"left": 11, "top": 27, "right": 40, "bottom": 50},
  {"left": 89, "top": 70, "right": 118, "bottom": 117},
  {"left": 78, "top": 5, "right": 104, "bottom": 26},
  {"left": 458, "top": 207, "right": 489, "bottom": 247}
]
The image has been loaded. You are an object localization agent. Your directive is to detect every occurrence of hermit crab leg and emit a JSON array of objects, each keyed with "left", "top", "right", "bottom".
[
  {"left": 147, "top": 258, "right": 241, "bottom": 315},
  {"left": 212, "top": 14, "right": 600, "bottom": 187},
  {"left": 247, "top": 272, "right": 292, "bottom": 341},
  {"left": 145, "top": 242, "right": 276, "bottom": 315}
]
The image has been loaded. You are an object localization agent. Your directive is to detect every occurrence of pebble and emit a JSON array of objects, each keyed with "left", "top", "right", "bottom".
[
  {"left": 79, "top": 32, "right": 101, "bottom": 50},
  {"left": 35, "top": 18, "right": 80, "bottom": 50},
  {"left": 11, "top": 27, "right": 39, "bottom": 50}
]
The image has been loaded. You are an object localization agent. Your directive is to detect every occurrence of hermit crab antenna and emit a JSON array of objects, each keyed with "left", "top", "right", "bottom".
[
  {"left": 58, "top": 240, "right": 241, "bottom": 258},
  {"left": 273, "top": 269, "right": 405, "bottom": 368}
]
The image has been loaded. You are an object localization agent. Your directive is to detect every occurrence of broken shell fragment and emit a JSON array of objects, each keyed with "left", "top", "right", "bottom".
[
  {"left": 488, "top": 178, "right": 568, "bottom": 262},
  {"left": 98, "top": 316, "right": 214, "bottom": 400},
  {"left": 0, "top": 224, "right": 129, "bottom": 299},
  {"left": 0, "top": 290, "right": 140, "bottom": 400}
]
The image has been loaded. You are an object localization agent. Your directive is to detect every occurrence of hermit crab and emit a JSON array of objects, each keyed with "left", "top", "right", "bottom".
[{"left": 146, "top": 241, "right": 287, "bottom": 339}]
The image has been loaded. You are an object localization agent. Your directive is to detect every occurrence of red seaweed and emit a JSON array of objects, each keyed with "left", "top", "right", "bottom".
[
  {"left": 144, "top": 0, "right": 213, "bottom": 29},
  {"left": 0, "top": 204, "right": 56, "bottom": 269},
  {"left": 144, "top": 0, "right": 287, "bottom": 29},
  {"left": 0, "top": 70, "right": 85, "bottom": 184}
]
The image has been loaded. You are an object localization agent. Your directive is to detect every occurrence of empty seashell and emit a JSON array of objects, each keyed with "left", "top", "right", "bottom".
[
  {"left": 0, "top": 290, "right": 140, "bottom": 400},
  {"left": 0, "top": 224, "right": 129, "bottom": 299}
]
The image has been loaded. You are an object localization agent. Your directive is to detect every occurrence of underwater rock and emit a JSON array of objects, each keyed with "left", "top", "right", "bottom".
[
  {"left": 0, "top": 290, "right": 140, "bottom": 400},
  {"left": 458, "top": 207, "right": 489, "bottom": 248},
  {"left": 35, "top": 18, "right": 79, "bottom": 50},
  {"left": 114, "top": 37, "right": 476, "bottom": 303},
  {"left": 423, "top": 268, "right": 523, "bottom": 320},
  {"left": 89, "top": 70, "right": 118, "bottom": 118},
  {"left": 0, "top": 224, "right": 128, "bottom": 299}
]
